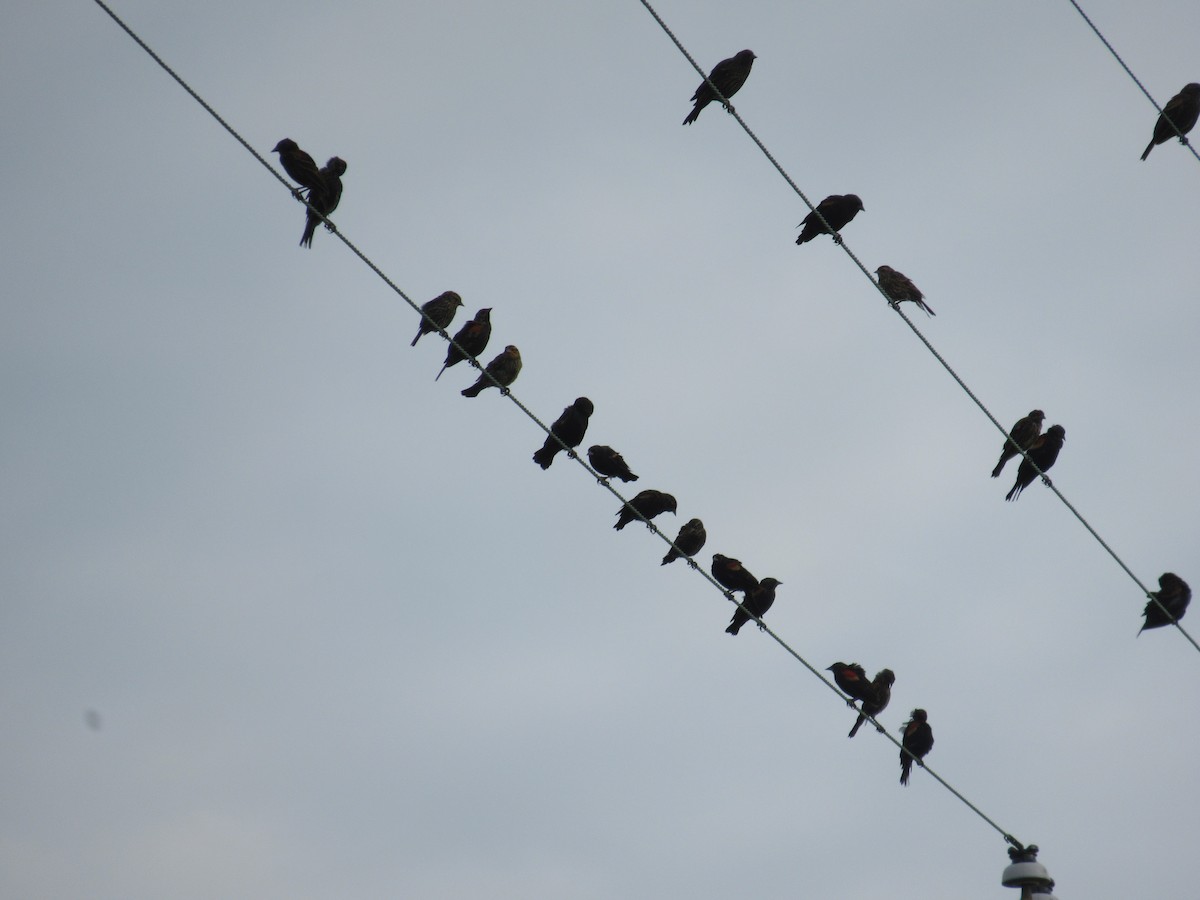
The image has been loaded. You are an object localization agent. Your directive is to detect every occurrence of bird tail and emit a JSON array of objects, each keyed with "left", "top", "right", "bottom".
[
  {"left": 661, "top": 550, "right": 678, "bottom": 566},
  {"left": 435, "top": 364, "right": 448, "bottom": 381},
  {"left": 683, "top": 103, "right": 702, "bottom": 125},
  {"left": 848, "top": 714, "right": 866, "bottom": 738},
  {"left": 900, "top": 758, "right": 913, "bottom": 785},
  {"left": 919, "top": 300, "right": 936, "bottom": 316},
  {"left": 1141, "top": 140, "right": 1155, "bottom": 161},
  {"left": 725, "top": 616, "right": 744, "bottom": 635},
  {"left": 410, "top": 329, "right": 423, "bottom": 348},
  {"left": 532, "top": 447, "right": 554, "bottom": 470},
  {"left": 461, "top": 382, "right": 485, "bottom": 398},
  {"left": 991, "top": 457, "right": 1006, "bottom": 478},
  {"left": 624, "top": 472, "right": 640, "bottom": 483},
  {"left": 1005, "top": 482, "right": 1022, "bottom": 502},
  {"left": 300, "top": 212, "right": 318, "bottom": 248}
]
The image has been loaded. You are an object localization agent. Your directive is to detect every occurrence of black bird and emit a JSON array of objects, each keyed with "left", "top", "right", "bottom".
[
  {"left": 1139, "top": 572, "right": 1192, "bottom": 634},
  {"left": 683, "top": 49, "right": 757, "bottom": 125},
  {"left": 272, "top": 138, "right": 322, "bottom": 194},
  {"left": 614, "top": 490, "right": 677, "bottom": 531},
  {"left": 532, "top": 397, "right": 594, "bottom": 469},
  {"left": 900, "top": 709, "right": 934, "bottom": 786},
  {"left": 711, "top": 553, "right": 759, "bottom": 595},
  {"left": 827, "top": 662, "right": 873, "bottom": 707},
  {"left": 437, "top": 308, "right": 492, "bottom": 381},
  {"left": 662, "top": 518, "right": 707, "bottom": 566},
  {"left": 300, "top": 156, "right": 347, "bottom": 248},
  {"left": 848, "top": 669, "right": 895, "bottom": 738},
  {"left": 1005, "top": 424, "right": 1065, "bottom": 501},
  {"left": 796, "top": 194, "right": 864, "bottom": 245},
  {"left": 587, "top": 445, "right": 638, "bottom": 483},
  {"left": 875, "top": 266, "right": 935, "bottom": 316},
  {"left": 991, "top": 410, "right": 1045, "bottom": 478},
  {"left": 461, "top": 345, "right": 521, "bottom": 397},
  {"left": 725, "top": 577, "right": 781, "bottom": 635},
  {"left": 411, "top": 291, "right": 463, "bottom": 347},
  {"left": 1141, "top": 83, "right": 1200, "bottom": 160}
]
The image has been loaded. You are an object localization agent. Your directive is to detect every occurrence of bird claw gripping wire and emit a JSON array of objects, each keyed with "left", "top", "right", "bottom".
[
  {"left": 1039, "top": 475, "right": 1054, "bottom": 488},
  {"left": 500, "top": 387, "right": 511, "bottom": 396}
]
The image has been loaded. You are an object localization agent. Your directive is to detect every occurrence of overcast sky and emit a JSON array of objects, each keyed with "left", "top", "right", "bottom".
[{"left": 3, "top": 1, "right": 1199, "bottom": 898}]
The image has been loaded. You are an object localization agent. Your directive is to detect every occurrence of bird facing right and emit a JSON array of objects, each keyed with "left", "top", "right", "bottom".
[
  {"left": 438, "top": 308, "right": 492, "bottom": 381},
  {"left": 1005, "top": 424, "right": 1065, "bottom": 501},
  {"left": 461, "top": 345, "right": 522, "bottom": 397},
  {"left": 899, "top": 709, "right": 934, "bottom": 785},
  {"left": 682, "top": 49, "right": 756, "bottom": 125},
  {"left": 796, "top": 194, "right": 864, "bottom": 245},
  {"left": 300, "top": 156, "right": 347, "bottom": 248},
  {"left": 991, "top": 409, "right": 1045, "bottom": 478},
  {"left": 411, "top": 291, "right": 463, "bottom": 347},
  {"left": 1141, "top": 83, "right": 1200, "bottom": 160},
  {"left": 848, "top": 668, "right": 895, "bottom": 737},
  {"left": 532, "top": 397, "right": 594, "bottom": 470},
  {"left": 725, "top": 577, "right": 781, "bottom": 635},
  {"left": 662, "top": 517, "right": 707, "bottom": 566},
  {"left": 613, "top": 490, "right": 677, "bottom": 531}
]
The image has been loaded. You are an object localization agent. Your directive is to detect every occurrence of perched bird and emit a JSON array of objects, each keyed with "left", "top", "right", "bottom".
[
  {"left": 411, "top": 291, "right": 463, "bottom": 347},
  {"left": 461, "top": 345, "right": 522, "bottom": 397},
  {"left": 532, "top": 397, "right": 594, "bottom": 469},
  {"left": 1139, "top": 572, "right": 1192, "bottom": 633},
  {"left": 300, "top": 156, "right": 347, "bottom": 248},
  {"left": 662, "top": 518, "right": 707, "bottom": 566},
  {"left": 991, "top": 410, "right": 1046, "bottom": 478},
  {"left": 899, "top": 709, "right": 934, "bottom": 786},
  {"left": 726, "top": 577, "right": 781, "bottom": 635},
  {"left": 613, "top": 490, "right": 677, "bottom": 531},
  {"left": 875, "top": 266, "right": 935, "bottom": 316},
  {"left": 683, "top": 49, "right": 757, "bottom": 125},
  {"left": 848, "top": 669, "right": 896, "bottom": 738},
  {"left": 796, "top": 194, "right": 864, "bottom": 245},
  {"left": 827, "top": 662, "right": 873, "bottom": 706},
  {"left": 1141, "top": 83, "right": 1200, "bottom": 160},
  {"left": 1005, "top": 424, "right": 1065, "bottom": 501},
  {"left": 711, "top": 553, "right": 759, "bottom": 595},
  {"left": 587, "top": 445, "right": 639, "bottom": 483},
  {"left": 438, "top": 308, "right": 492, "bottom": 381},
  {"left": 272, "top": 138, "right": 322, "bottom": 194}
]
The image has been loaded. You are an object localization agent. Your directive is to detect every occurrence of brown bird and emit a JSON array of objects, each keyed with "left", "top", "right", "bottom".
[
  {"left": 711, "top": 553, "right": 759, "bottom": 595},
  {"left": 587, "top": 445, "right": 639, "bottom": 483},
  {"left": 461, "top": 345, "right": 521, "bottom": 397},
  {"left": 411, "top": 291, "right": 464, "bottom": 347},
  {"left": 272, "top": 138, "right": 322, "bottom": 194},
  {"left": 683, "top": 49, "right": 757, "bottom": 125},
  {"left": 875, "top": 266, "right": 935, "bottom": 316},
  {"left": 827, "top": 662, "right": 873, "bottom": 707},
  {"left": 900, "top": 709, "right": 934, "bottom": 786},
  {"left": 532, "top": 397, "right": 594, "bottom": 469},
  {"left": 662, "top": 518, "right": 707, "bottom": 566},
  {"left": 437, "top": 308, "right": 492, "bottom": 381},
  {"left": 1141, "top": 83, "right": 1200, "bottom": 160},
  {"left": 848, "top": 668, "right": 895, "bottom": 738},
  {"left": 1005, "top": 424, "right": 1065, "bottom": 501},
  {"left": 300, "top": 156, "right": 347, "bottom": 248},
  {"left": 614, "top": 490, "right": 677, "bottom": 531},
  {"left": 796, "top": 194, "right": 864, "bottom": 245},
  {"left": 1139, "top": 572, "right": 1192, "bottom": 634},
  {"left": 726, "top": 577, "right": 781, "bottom": 635},
  {"left": 991, "top": 410, "right": 1046, "bottom": 478}
]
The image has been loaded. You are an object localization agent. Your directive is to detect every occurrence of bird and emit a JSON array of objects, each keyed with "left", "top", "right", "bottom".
[
  {"left": 991, "top": 410, "right": 1046, "bottom": 478},
  {"left": 437, "top": 308, "right": 492, "bottom": 381},
  {"left": 662, "top": 518, "right": 707, "bottom": 566},
  {"left": 461, "top": 345, "right": 521, "bottom": 397},
  {"left": 848, "top": 668, "right": 896, "bottom": 738},
  {"left": 827, "top": 663, "right": 873, "bottom": 707},
  {"left": 1139, "top": 572, "right": 1192, "bottom": 633},
  {"left": 1141, "top": 83, "right": 1200, "bottom": 160},
  {"left": 725, "top": 577, "right": 781, "bottom": 635},
  {"left": 875, "top": 266, "right": 935, "bottom": 316},
  {"left": 272, "top": 138, "right": 322, "bottom": 195},
  {"left": 300, "top": 156, "right": 347, "bottom": 247},
  {"left": 587, "top": 445, "right": 638, "bottom": 483},
  {"left": 796, "top": 194, "right": 864, "bottom": 245},
  {"left": 613, "top": 490, "right": 677, "bottom": 531},
  {"left": 711, "top": 553, "right": 759, "bottom": 595},
  {"left": 532, "top": 397, "right": 594, "bottom": 469},
  {"left": 411, "top": 291, "right": 463, "bottom": 347},
  {"left": 1005, "top": 424, "right": 1065, "bottom": 501},
  {"left": 683, "top": 49, "right": 757, "bottom": 125},
  {"left": 900, "top": 709, "right": 934, "bottom": 785}
]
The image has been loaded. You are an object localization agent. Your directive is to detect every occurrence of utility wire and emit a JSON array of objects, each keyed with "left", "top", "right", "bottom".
[{"left": 637, "top": 0, "right": 1200, "bottom": 655}]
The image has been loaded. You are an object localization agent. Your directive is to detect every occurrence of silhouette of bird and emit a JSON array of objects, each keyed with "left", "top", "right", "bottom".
[
  {"left": 725, "top": 577, "right": 781, "bottom": 635},
  {"left": 272, "top": 138, "right": 322, "bottom": 194},
  {"left": 991, "top": 410, "right": 1045, "bottom": 478},
  {"left": 827, "top": 662, "right": 873, "bottom": 707},
  {"left": 683, "top": 49, "right": 757, "bottom": 125},
  {"left": 848, "top": 669, "right": 895, "bottom": 737},
  {"left": 461, "top": 345, "right": 521, "bottom": 397},
  {"left": 587, "top": 445, "right": 638, "bottom": 483},
  {"left": 614, "top": 490, "right": 677, "bottom": 531},
  {"left": 300, "top": 156, "right": 347, "bottom": 247},
  {"left": 437, "top": 308, "right": 492, "bottom": 380},
  {"left": 662, "top": 518, "right": 707, "bottom": 566},
  {"left": 900, "top": 709, "right": 934, "bottom": 785},
  {"left": 796, "top": 194, "right": 864, "bottom": 245},
  {"left": 533, "top": 397, "right": 594, "bottom": 469},
  {"left": 411, "top": 291, "right": 463, "bottom": 347},
  {"left": 1005, "top": 424, "right": 1065, "bottom": 501},
  {"left": 1140, "top": 572, "right": 1192, "bottom": 633},
  {"left": 875, "top": 266, "right": 935, "bottom": 316},
  {"left": 1141, "top": 83, "right": 1200, "bottom": 160},
  {"left": 711, "top": 554, "right": 759, "bottom": 595}
]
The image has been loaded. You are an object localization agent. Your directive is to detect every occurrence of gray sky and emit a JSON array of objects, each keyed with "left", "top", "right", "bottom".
[{"left": 3, "top": 1, "right": 1199, "bottom": 897}]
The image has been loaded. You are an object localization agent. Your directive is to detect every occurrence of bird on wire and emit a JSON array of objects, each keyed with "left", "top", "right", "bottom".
[
  {"left": 299, "top": 156, "right": 347, "bottom": 248},
  {"left": 899, "top": 709, "right": 934, "bottom": 786},
  {"left": 796, "top": 194, "right": 863, "bottom": 246},
  {"left": 682, "top": 49, "right": 756, "bottom": 125},
  {"left": 1141, "top": 83, "right": 1200, "bottom": 160},
  {"left": 587, "top": 445, "right": 638, "bottom": 483},
  {"left": 662, "top": 518, "right": 706, "bottom": 566},
  {"left": 848, "top": 669, "right": 895, "bottom": 738},
  {"left": 991, "top": 410, "right": 1045, "bottom": 478},
  {"left": 461, "top": 345, "right": 521, "bottom": 397},
  {"left": 875, "top": 266, "right": 935, "bottom": 316},
  {"left": 532, "top": 397, "right": 594, "bottom": 470},
  {"left": 411, "top": 292, "right": 463, "bottom": 347},
  {"left": 1139, "top": 573, "right": 1192, "bottom": 634},
  {"left": 725, "top": 577, "right": 781, "bottom": 635},
  {"left": 437, "top": 308, "right": 492, "bottom": 381},
  {"left": 613, "top": 490, "right": 677, "bottom": 531},
  {"left": 1005, "top": 424, "right": 1065, "bottom": 501}
]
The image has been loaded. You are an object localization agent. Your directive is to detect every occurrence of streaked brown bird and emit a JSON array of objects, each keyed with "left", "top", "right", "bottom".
[
  {"left": 1005, "top": 424, "right": 1065, "bottom": 501},
  {"left": 461, "top": 345, "right": 521, "bottom": 397},
  {"left": 532, "top": 397, "right": 594, "bottom": 469},
  {"left": 726, "top": 577, "right": 781, "bottom": 635},
  {"left": 848, "top": 668, "right": 895, "bottom": 738},
  {"left": 1139, "top": 572, "right": 1192, "bottom": 634},
  {"left": 437, "top": 308, "right": 492, "bottom": 381},
  {"left": 411, "top": 291, "right": 463, "bottom": 347},
  {"left": 662, "top": 517, "right": 707, "bottom": 566},
  {"left": 614, "top": 490, "right": 677, "bottom": 531},
  {"left": 875, "top": 266, "right": 935, "bottom": 316},
  {"left": 900, "top": 709, "right": 934, "bottom": 786},
  {"left": 991, "top": 409, "right": 1045, "bottom": 478},
  {"left": 587, "top": 445, "right": 638, "bottom": 483},
  {"left": 683, "top": 49, "right": 757, "bottom": 125},
  {"left": 273, "top": 138, "right": 322, "bottom": 194},
  {"left": 796, "top": 194, "right": 864, "bottom": 245},
  {"left": 827, "top": 662, "right": 873, "bottom": 707},
  {"left": 1141, "top": 83, "right": 1200, "bottom": 160},
  {"left": 711, "top": 553, "right": 759, "bottom": 595},
  {"left": 300, "top": 156, "right": 347, "bottom": 248}
]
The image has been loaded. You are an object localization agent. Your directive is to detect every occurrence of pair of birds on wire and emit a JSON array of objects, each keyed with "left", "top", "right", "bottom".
[
  {"left": 407, "top": 290, "right": 522, "bottom": 397},
  {"left": 272, "top": 139, "right": 347, "bottom": 248},
  {"left": 828, "top": 663, "right": 933, "bottom": 785},
  {"left": 989, "top": 409, "right": 1066, "bottom": 501}
]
